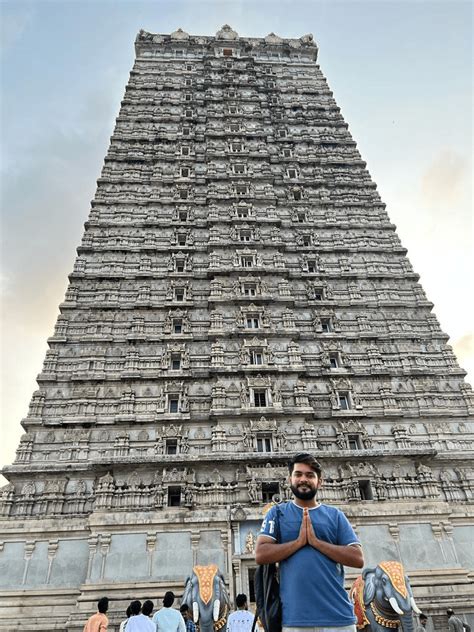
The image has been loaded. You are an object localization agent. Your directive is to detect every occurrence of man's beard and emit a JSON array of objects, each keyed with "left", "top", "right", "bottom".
[{"left": 291, "top": 483, "right": 317, "bottom": 500}]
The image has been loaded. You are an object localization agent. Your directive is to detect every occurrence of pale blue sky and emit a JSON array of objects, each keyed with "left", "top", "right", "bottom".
[{"left": 1, "top": 0, "right": 472, "bottom": 475}]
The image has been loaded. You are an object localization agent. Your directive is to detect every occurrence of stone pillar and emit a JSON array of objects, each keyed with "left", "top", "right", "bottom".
[
  {"left": 22, "top": 541, "right": 36, "bottom": 585},
  {"left": 46, "top": 539, "right": 59, "bottom": 584},
  {"left": 99, "top": 534, "right": 111, "bottom": 580},
  {"left": 86, "top": 535, "right": 99, "bottom": 582},
  {"left": 146, "top": 532, "right": 157, "bottom": 577},
  {"left": 190, "top": 530, "right": 200, "bottom": 567}
]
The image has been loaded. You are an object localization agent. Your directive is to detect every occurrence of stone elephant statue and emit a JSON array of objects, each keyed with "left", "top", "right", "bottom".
[
  {"left": 350, "top": 561, "right": 421, "bottom": 632},
  {"left": 182, "top": 564, "right": 230, "bottom": 632}
]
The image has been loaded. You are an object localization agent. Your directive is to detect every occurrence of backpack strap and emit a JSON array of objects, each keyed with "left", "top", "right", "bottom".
[
  {"left": 252, "top": 502, "right": 285, "bottom": 632},
  {"left": 251, "top": 612, "right": 259, "bottom": 632},
  {"left": 274, "top": 503, "right": 284, "bottom": 541}
]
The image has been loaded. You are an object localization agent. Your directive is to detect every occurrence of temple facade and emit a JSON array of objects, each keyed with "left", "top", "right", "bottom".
[{"left": 1, "top": 26, "right": 473, "bottom": 632}]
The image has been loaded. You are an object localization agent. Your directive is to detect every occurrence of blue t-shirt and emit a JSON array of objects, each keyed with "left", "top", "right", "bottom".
[{"left": 259, "top": 501, "right": 359, "bottom": 627}]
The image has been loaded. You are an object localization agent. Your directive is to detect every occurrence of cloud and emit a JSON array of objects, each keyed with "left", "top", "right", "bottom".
[
  {"left": 452, "top": 333, "right": 474, "bottom": 386},
  {"left": 420, "top": 149, "right": 469, "bottom": 208},
  {"left": 452, "top": 333, "right": 474, "bottom": 362},
  {"left": 0, "top": 5, "right": 34, "bottom": 56}
]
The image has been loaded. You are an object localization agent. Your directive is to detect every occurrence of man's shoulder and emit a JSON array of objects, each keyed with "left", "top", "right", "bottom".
[
  {"left": 317, "top": 503, "right": 351, "bottom": 521},
  {"left": 317, "top": 502, "right": 340, "bottom": 514},
  {"left": 271, "top": 501, "right": 293, "bottom": 516},
  {"left": 229, "top": 610, "right": 253, "bottom": 618},
  {"left": 228, "top": 610, "right": 254, "bottom": 624},
  {"left": 158, "top": 608, "right": 179, "bottom": 617},
  {"left": 154, "top": 609, "right": 166, "bottom": 620},
  {"left": 168, "top": 608, "right": 181, "bottom": 620}
]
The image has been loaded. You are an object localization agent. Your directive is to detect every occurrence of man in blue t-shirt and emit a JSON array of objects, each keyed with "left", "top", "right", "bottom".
[{"left": 255, "top": 452, "right": 364, "bottom": 632}]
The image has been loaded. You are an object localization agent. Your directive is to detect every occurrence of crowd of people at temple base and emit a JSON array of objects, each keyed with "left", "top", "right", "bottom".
[
  {"left": 83, "top": 592, "right": 256, "bottom": 632},
  {"left": 83, "top": 596, "right": 472, "bottom": 632},
  {"left": 83, "top": 595, "right": 472, "bottom": 632}
]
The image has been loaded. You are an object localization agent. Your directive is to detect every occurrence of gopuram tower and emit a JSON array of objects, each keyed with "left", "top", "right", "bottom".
[{"left": 1, "top": 26, "right": 473, "bottom": 632}]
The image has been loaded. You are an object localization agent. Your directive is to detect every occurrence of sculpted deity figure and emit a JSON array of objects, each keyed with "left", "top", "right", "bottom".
[
  {"left": 245, "top": 531, "right": 256, "bottom": 553},
  {"left": 181, "top": 390, "right": 189, "bottom": 412},
  {"left": 180, "top": 431, "right": 190, "bottom": 453},
  {"left": 392, "top": 464, "right": 402, "bottom": 479},
  {"left": 336, "top": 431, "right": 347, "bottom": 450},
  {"left": 416, "top": 463, "right": 432, "bottom": 477},
  {"left": 347, "top": 480, "right": 359, "bottom": 501},
  {"left": 242, "top": 427, "right": 253, "bottom": 449},
  {"left": 76, "top": 479, "right": 87, "bottom": 495},
  {"left": 280, "top": 476, "right": 291, "bottom": 500},
  {"left": 154, "top": 483, "right": 164, "bottom": 508},
  {"left": 184, "top": 485, "right": 193, "bottom": 506},
  {"left": 155, "top": 436, "right": 164, "bottom": 454},
  {"left": 275, "top": 428, "right": 287, "bottom": 451},
  {"left": 247, "top": 477, "right": 259, "bottom": 503},
  {"left": 374, "top": 478, "right": 388, "bottom": 501},
  {"left": 272, "top": 382, "right": 282, "bottom": 403}
]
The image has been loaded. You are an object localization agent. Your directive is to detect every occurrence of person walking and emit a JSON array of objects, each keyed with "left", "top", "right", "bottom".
[
  {"left": 447, "top": 610, "right": 465, "bottom": 632},
  {"left": 153, "top": 592, "right": 186, "bottom": 632},
  {"left": 126, "top": 600, "right": 155, "bottom": 632},
  {"left": 226, "top": 594, "right": 255, "bottom": 632},
  {"left": 180, "top": 604, "right": 196, "bottom": 632},
  {"left": 256, "top": 452, "right": 364, "bottom": 631},
  {"left": 416, "top": 613, "right": 428, "bottom": 632},
  {"left": 83, "top": 597, "right": 109, "bottom": 632}
]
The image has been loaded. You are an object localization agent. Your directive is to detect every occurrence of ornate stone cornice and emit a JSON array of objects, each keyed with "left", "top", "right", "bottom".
[{"left": 135, "top": 26, "right": 318, "bottom": 60}]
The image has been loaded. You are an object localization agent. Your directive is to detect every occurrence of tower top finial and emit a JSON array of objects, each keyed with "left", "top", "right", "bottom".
[
  {"left": 216, "top": 25, "right": 238, "bottom": 40},
  {"left": 170, "top": 28, "right": 190, "bottom": 40}
]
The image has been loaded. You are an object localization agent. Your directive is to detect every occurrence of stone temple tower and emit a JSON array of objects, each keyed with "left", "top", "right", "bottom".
[{"left": 1, "top": 25, "right": 473, "bottom": 632}]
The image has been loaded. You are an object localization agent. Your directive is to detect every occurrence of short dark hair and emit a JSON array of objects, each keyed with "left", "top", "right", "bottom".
[
  {"left": 126, "top": 605, "right": 132, "bottom": 618},
  {"left": 142, "top": 600, "right": 154, "bottom": 616},
  {"left": 236, "top": 594, "right": 247, "bottom": 608},
  {"left": 130, "top": 600, "right": 142, "bottom": 616},
  {"left": 420, "top": 615, "right": 428, "bottom": 621},
  {"left": 288, "top": 453, "right": 322, "bottom": 477},
  {"left": 447, "top": 610, "right": 455, "bottom": 616},
  {"left": 97, "top": 597, "right": 109, "bottom": 614},
  {"left": 180, "top": 604, "right": 190, "bottom": 614},
  {"left": 164, "top": 591, "right": 175, "bottom": 608}
]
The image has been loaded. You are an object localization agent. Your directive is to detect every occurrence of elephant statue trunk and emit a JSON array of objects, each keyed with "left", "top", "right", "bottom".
[
  {"left": 350, "top": 561, "right": 421, "bottom": 632},
  {"left": 399, "top": 613, "right": 415, "bottom": 632},
  {"left": 183, "top": 564, "right": 230, "bottom": 632}
]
